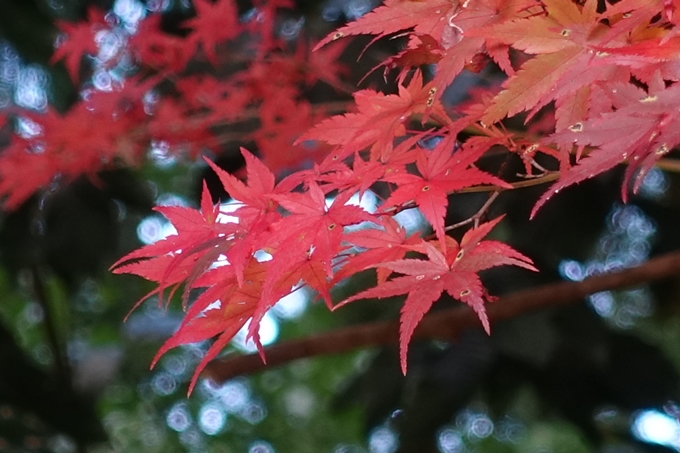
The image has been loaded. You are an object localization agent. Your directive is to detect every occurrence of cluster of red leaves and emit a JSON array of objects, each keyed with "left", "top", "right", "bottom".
[
  {"left": 0, "top": 0, "right": 337, "bottom": 208},
  {"left": 114, "top": 143, "right": 534, "bottom": 392},
  {"left": 4, "top": 0, "right": 680, "bottom": 391}
]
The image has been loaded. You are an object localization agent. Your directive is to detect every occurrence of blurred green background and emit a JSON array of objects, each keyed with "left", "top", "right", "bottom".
[{"left": 2, "top": 1, "right": 680, "bottom": 453}]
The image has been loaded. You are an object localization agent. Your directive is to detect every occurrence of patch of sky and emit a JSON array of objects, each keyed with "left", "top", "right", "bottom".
[
  {"left": 123, "top": 300, "right": 183, "bottom": 341},
  {"left": 280, "top": 17, "right": 305, "bottom": 41},
  {"left": 345, "top": 0, "right": 374, "bottom": 20},
  {"left": 178, "top": 426, "right": 204, "bottom": 449},
  {"left": 368, "top": 426, "right": 398, "bottom": 453},
  {"left": 282, "top": 385, "right": 316, "bottom": 419},
  {"left": 157, "top": 193, "right": 188, "bottom": 207},
  {"left": 0, "top": 87, "right": 10, "bottom": 109},
  {"left": 198, "top": 402, "right": 226, "bottom": 435},
  {"left": 333, "top": 444, "right": 365, "bottom": 453},
  {"left": 241, "top": 399, "right": 268, "bottom": 424},
  {"left": 148, "top": 140, "right": 178, "bottom": 167},
  {"left": 322, "top": 0, "right": 377, "bottom": 22},
  {"left": 137, "top": 215, "right": 177, "bottom": 244},
  {"left": 15, "top": 116, "right": 42, "bottom": 139},
  {"left": 249, "top": 440, "right": 275, "bottom": 453},
  {"left": 166, "top": 402, "right": 192, "bottom": 432},
  {"left": 15, "top": 65, "right": 48, "bottom": 111},
  {"left": 639, "top": 168, "right": 670, "bottom": 200},
  {"left": 94, "top": 29, "right": 124, "bottom": 65},
  {"left": 113, "top": 0, "right": 146, "bottom": 30},
  {"left": 163, "top": 354, "right": 188, "bottom": 376},
  {"left": 393, "top": 208, "right": 428, "bottom": 235},
  {"left": 271, "top": 287, "right": 309, "bottom": 320},
  {"left": 633, "top": 409, "right": 680, "bottom": 450},
  {"left": 231, "top": 312, "right": 279, "bottom": 353},
  {"left": 418, "top": 135, "right": 446, "bottom": 150},
  {"left": 152, "top": 371, "right": 178, "bottom": 396},
  {"left": 437, "top": 428, "right": 464, "bottom": 453},
  {"left": 0, "top": 41, "right": 48, "bottom": 112},
  {"left": 203, "top": 377, "right": 251, "bottom": 413},
  {"left": 146, "top": 0, "right": 173, "bottom": 13},
  {"left": 434, "top": 405, "right": 523, "bottom": 452},
  {"left": 456, "top": 405, "right": 494, "bottom": 441},
  {"left": 217, "top": 199, "right": 241, "bottom": 224}
]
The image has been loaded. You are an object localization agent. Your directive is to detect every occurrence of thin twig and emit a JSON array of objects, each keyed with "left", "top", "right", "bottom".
[
  {"left": 204, "top": 248, "right": 680, "bottom": 383},
  {"left": 444, "top": 191, "right": 500, "bottom": 232}
]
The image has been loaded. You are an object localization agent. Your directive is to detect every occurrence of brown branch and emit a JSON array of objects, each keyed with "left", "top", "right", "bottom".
[{"left": 204, "top": 249, "right": 680, "bottom": 384}]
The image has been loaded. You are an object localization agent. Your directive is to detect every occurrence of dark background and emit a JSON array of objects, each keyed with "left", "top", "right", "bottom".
[{"left": 1, "top": 1, "right": 680, "bottom": 452}]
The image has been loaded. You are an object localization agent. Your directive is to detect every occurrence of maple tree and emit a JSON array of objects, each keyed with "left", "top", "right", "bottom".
[{"left": 3, "top": 0, "right": 680, "bottom": 398}]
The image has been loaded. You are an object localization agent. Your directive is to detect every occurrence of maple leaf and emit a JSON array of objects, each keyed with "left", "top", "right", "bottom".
[
  {"left": 299, "top": 70, "right": 448, "bottom": 161},
  {"left": 184, "top": 0, "right": 241, "bottom": 65},
  {"left": 533, "top": 82, "right": 680, "bottom": 217},
  {"left": 336, "top": 216, "right": 536, "bottom": 374},
  {"left": 51, "top": 8, "right": 107, "bottom": 83},
  {"left": 263, "top": 183, "right": 375, "bottom": 307},
  {"left": 376, "top": 35, "right": 443, "bottom": 78},
  {"left": 243, "top": 0, "right": 295, "bottom": 54},
  {"left": 303, "top": 40, "right": 350, "bottom": 90},
  {"left": 147, "top": 98, "right": 218, "bottom": 154},
  {"left": 333, "top": 216, "right": 421, "bottom": 285},
  {"left": 314, "top": 0, "right": 457, "bottom": 50},
  {"left": 112, "top": 183, "right": 239, "bottom": 311},
  {"left": 152, "top": 258, "right": 271, "bottom": 395},
  {"left": 315, "top": 0, "right": 534, "bottom": 104},
  {"left": 253, "top": 99, "right": 328, "bottom": 175},
  {"left": 475, "top": 0, "right": 631, "bottom": 126},
  {"left": 318, "top": 152, "right": 387, "bottom": 196},
  {"left": 428, "top": 0, "right": 536, "bottom": 99},
  {"left": 129, "top": 15, "right": 192, "bottom": 71},
  {"left": 202, "top": 150, "right": 284, "bottom": 287},
  {"left": 0, "top": 97, "right": 145, "bottom": 208},
  {"left": 381, "top": 134, "right": 510, "bottom": 249}
]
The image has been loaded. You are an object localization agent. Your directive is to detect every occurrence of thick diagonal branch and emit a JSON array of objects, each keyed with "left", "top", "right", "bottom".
[{"left": 204, "top": 249, "right": 680, "bottom": 383}]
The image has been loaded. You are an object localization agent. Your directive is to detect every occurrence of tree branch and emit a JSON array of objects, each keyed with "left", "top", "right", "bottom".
[{"left": 204, "top": 249, "right": 680, "bottom": 383}]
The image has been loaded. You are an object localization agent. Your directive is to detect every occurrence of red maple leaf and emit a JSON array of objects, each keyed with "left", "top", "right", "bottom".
[
  {"left": 51, "top": 8, "right": 107, "bottom": 83},
  {"left": 202, "top": 150, "right": 285, "bottom": 287},
  {"left": 152, "top": 258, "right": 275, "bottom": 395},
  {"left": 336, "top": 216, "right": 536, "bottom": 374},
  {"left": 129, "top": 15, "right": 193, "bottom": 72},
  {"left": 318, "top": 152, "right": 387, "bottom": 196},
  {"left": 533, "top": 82, "right": 680, "bottom": 217},
  {"left": 473, "top": 0, "right": 631, "bottom": 126},
  {"left": 253, "top": 99, "right": 328, "bottom": 175},
  {"left": 333, "top": 216, "right": 421, "bottom": 285},
  {"left": 314, "top": 0, "right": 456, "bottom": 50},
  {"left": 303, "top": 40, "right": 350, "bottom": 90},
  {"left": 299, "top": 70, "right": 448, "bottom": 161},
  {"left": 112, "top": 183, "right": 239, "bottom": 310},
  {"left": 263, "top": 182, "right": 376, "bottom": 307},
  {"left": 184, "top": 0, "right": 241, "bottom": 64},
  {"left": 315, "top": 0, "right": 534, "bottom": 104},
  {"left": 381, "top": 134, "right": 510, "bottom": 249}
]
